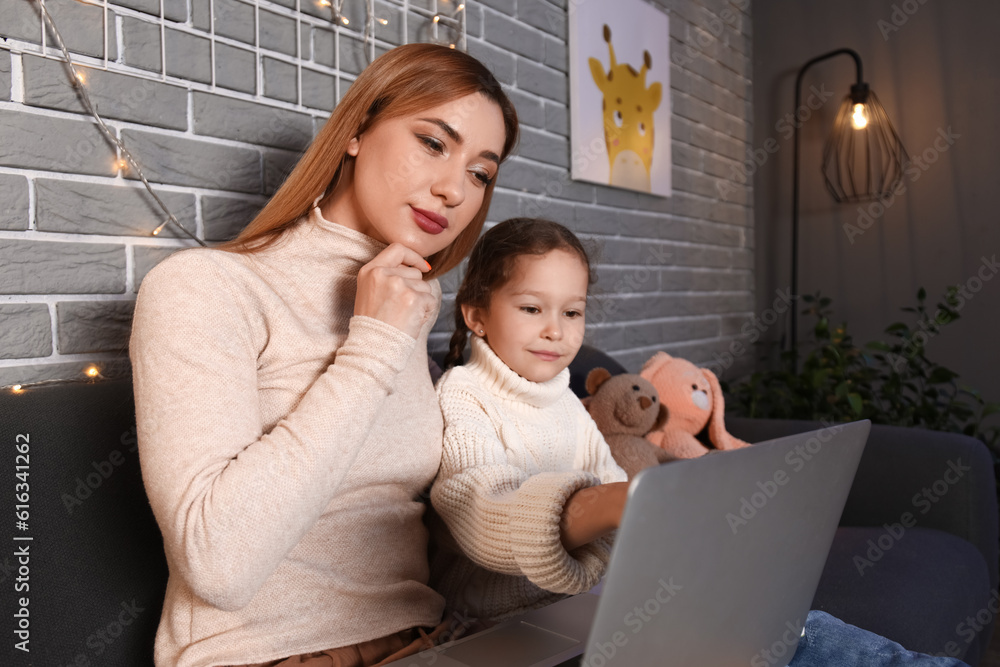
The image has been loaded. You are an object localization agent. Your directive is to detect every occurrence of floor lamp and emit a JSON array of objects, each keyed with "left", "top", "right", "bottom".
[{"left": 790, "top": 48, "right": 908, "bottom": 365}]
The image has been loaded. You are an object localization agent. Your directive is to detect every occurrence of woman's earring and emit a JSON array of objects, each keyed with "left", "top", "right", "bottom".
[{"left": 478, "top": 329, "right": 484, "bottom": 335}]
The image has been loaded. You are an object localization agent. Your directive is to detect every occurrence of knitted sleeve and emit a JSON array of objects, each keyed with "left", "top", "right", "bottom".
[
  {"left": 129, "top": 250, "right": 418, "bottom": 612},
  {"left": 431, "top": 386, "right": 610, "bottom": 595},
  {"left": 572, "top": 400, "right": 630, "bottom": 564}
]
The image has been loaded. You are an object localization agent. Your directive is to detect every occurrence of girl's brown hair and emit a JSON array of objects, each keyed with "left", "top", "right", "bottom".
[
  {"left": 214, "top": 43, "right": 519, "bottom": 280},
  {"left": 444, "top": 218, "right": 594, "bottom": 369}
]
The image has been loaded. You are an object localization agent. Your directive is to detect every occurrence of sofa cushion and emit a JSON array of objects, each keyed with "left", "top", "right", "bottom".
[{"left": 813, "top": 526, "right": 992, "bottom": 664}]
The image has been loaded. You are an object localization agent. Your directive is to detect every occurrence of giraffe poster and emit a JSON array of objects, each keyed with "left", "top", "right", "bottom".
[{"left": 568, "top": 0, "right": 671, "bottom": 196}]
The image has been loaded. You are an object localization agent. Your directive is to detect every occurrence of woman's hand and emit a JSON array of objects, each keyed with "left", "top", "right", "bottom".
[
  {"left": 559, "top": 481, "right": 630, "bottom": 552},
  {"left": 354, "top": 243, "right": 435, "bottom": 339}
]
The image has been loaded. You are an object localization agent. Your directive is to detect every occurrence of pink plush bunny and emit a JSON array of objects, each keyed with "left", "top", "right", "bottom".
[{"left": 639, "top": 352, "right": 751, "bottom": 459}]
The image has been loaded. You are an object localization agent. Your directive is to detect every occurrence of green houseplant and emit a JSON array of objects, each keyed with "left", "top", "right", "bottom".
[{"left": 723, "top": 288, "right": 999, "bottom": 451}]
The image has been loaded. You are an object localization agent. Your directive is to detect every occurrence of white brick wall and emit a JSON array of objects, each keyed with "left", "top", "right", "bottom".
[{"left": 0, "top": 0, "right": 755, "bottom": 387}]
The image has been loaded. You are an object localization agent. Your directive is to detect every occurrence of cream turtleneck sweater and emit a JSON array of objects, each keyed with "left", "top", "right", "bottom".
[
  {"left": 430, "top": 336, "right": 628, "bottom": 621},
  {"left": 129, "top": 207, "right": 445, "bottom": 667}
]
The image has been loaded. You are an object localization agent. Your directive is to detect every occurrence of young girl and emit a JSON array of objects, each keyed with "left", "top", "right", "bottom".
[
  {"left": 428, "top": 218, "right": 970, "bottom": 667},
  {"left": 429, "top": 218, "right": 630, "bottom": 622}
]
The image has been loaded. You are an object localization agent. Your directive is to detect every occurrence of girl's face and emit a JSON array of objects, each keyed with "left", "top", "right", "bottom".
[
  {"left": 464, "top": 249, "right": 589, "bottom": 383},
  {"left": 321, "top": 92, "right": 506, "bottom": 258}
]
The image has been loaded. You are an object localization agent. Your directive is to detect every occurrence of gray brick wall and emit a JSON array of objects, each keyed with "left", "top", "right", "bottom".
[{"left": 0, "top": 0, "right": 754, "bottom": 388}]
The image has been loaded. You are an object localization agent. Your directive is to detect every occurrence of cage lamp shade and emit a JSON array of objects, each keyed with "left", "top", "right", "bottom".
[{"left": 821, "top": 83, "right": 909, "bottom": 203}]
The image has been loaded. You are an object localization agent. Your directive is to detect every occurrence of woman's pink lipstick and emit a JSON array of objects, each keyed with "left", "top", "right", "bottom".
[
  {"left": 531, "top": 351, "right": 561, "bottom": 362},
  {"left": 412, "top": 206, "right": 448, "bottom": 235}
]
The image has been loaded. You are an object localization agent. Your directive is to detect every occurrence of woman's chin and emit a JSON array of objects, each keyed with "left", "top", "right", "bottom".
[{"left": 386, "top": 232, "right": 455, "bottom": 259}]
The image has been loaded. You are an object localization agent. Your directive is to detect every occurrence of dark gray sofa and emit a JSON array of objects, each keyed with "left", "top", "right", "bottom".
[{"left": 2, "top": 343, "right": 996, "bottom": 665}]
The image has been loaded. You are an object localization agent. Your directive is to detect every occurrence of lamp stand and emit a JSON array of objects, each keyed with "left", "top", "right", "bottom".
[{"left": 790, "top": 48, "right": 864, "bottom": 368}]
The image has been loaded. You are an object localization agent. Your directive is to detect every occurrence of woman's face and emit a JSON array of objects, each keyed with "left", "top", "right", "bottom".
[{"left": 323, "top": 92, "right": 506, "bottom": 258}]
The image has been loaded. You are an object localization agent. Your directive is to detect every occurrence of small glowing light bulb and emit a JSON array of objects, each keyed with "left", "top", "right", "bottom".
[
  {"left": 12, "top": 385, "right": 23, "bottom": 393},
  {"left": 153, "top": 221, "right": 168, "bottom": 236},
  {"left": 85, "top": 366, "right": 100, "bottom": 378},
  {"left": 116, "top": 158, "right": 128, "bottom": 171},
  {"left": 377, "top": 17, "right": 388, "bottom": 25},
  {"left": 851, "top": 103, "right": 868, "bottom": 129},
  {"left": 341, "top": 16, "right": 350, "bottom": 25},
  {"left": 457, "top": 3, "right": 465, "bottom": 11},
  {"left": 433, "top": 14, "right": 440, "bottom": 22},
  {"left": 449, "top": 43, "right": 455, "bottom": 49},
  {"left": 74, "top": 70, "right": 86, "bottom": 85},
  {"left": 318, "top": 0, "right": 330, "bottom": 6}
]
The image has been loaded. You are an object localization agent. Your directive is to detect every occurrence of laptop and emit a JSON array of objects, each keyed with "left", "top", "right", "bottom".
[{"left": 385, "top": 420, "right": 870, "bottom": 667}]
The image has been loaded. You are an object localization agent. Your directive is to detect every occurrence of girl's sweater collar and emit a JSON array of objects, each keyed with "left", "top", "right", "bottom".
[{"left": 464, "top": 335, "right": 570, "bottom": 408}]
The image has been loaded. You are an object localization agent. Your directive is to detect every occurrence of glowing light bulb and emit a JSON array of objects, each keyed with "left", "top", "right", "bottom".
[
  {"left": 74, "top": 70, "right": 86, "bottom": 85},
  {"left": 341, "top": 16, "right": 349, "bottom": 25},
  {"left": 318, "top": 0, "right": 331, "bottom": 6},
  {"left": 85, "top": 366, "right": 100, "bottom": 378},
  {"left": 457, "top": 3, "right": 465, "bottom": 10},
  {"left": 851, "top": 103, "right": 868, "bottom": 130},
  {"left": 449, "top": 43, "right": 455, "bottom": 49},
  {"left": 377, "top": 17, "right": 388, "bottom": 25},
  {"left": 12, "top": 385, "right": 23, "bottom": 393},
  {"left": 433, "top": 14, "right": 440, "bottom": 22},
  {"left": 153, "top": 221, "right": 168, "bottom": 236},
  {"left": 115, "top": 158, "right": 128, "bottom": 171}
]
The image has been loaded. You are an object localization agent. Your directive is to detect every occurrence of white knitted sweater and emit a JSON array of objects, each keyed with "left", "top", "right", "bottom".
[
  {"left": 430, "top": 336, "right": 628, "bottom": 621},
  {"left": 129, "top": 206, "right": 445, "bottom": 667}
]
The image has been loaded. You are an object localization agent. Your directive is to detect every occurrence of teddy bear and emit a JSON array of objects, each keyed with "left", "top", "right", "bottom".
[
  {"left": 639, "top": 352, "right": 751, "bottom": 459},
  {"left": 584, "top": 368, "right": 676, "bottom": 480}
]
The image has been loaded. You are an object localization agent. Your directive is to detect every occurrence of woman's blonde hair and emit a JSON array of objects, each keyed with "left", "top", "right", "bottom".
[{"left": 214, "top": 43, "right": 519, "bottom": 279}]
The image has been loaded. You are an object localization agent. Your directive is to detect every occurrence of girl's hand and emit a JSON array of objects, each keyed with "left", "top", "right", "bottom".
[
  {"left": 354, "top": 243, "right": 435, "bottom": 339},
  {"left": 559, "top": 481, "right": 630, "bottom": 552}
]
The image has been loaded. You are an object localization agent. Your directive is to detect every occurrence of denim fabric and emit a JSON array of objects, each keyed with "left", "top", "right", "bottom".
[{"left": 786, "top": 611, "right": 971, "bottom": 667}]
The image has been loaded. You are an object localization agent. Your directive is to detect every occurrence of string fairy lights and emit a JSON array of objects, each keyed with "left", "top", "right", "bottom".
[
  {"left": 31, "top": 0, "right": 205, "bottom": 247},
  {"left": 2, "top": 0, "right": 469, "bottom": 392}
]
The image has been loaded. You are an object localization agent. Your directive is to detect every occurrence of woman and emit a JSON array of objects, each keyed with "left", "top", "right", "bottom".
[{"left": 129, "top": 43, "right": 518, "bottom": 667}]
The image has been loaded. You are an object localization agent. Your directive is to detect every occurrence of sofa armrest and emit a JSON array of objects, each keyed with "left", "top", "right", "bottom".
[{"left": 726, "top": 417, "right": 999, "bottom": 593}]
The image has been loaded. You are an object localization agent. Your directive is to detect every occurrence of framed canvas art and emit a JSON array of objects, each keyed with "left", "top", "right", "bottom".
[{"left": 568, "top": 0, "right": 671, "bottom": 196}]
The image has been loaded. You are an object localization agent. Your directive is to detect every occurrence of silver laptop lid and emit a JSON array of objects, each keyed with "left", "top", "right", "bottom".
[{"left": 581, "top": 420, "right": 870, "bottom": 667}]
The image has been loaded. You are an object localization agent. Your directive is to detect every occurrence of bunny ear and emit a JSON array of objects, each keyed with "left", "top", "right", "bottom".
[
  {"left": 586, "top": 367, "right": 612, "bottom": 396},
  {"left": 701, "top": 367, "right": 733, "bottom": 449},
  {"left": 641, "top": 351, "right": 671, "bottom": 374}
]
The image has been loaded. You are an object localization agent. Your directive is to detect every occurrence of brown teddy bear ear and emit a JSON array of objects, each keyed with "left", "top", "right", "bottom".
[{"left": 586, "top": 367, "right": 612, "bottom": 396}]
